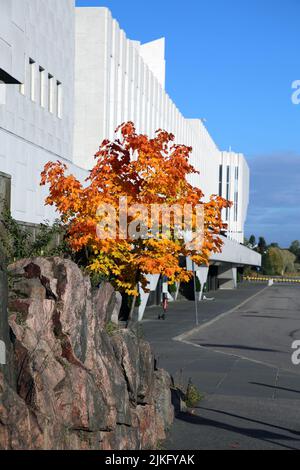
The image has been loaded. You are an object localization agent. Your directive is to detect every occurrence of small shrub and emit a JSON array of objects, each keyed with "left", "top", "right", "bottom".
[
  {"left": 185, "top": 380, "right": 204, "bottom": 408},
  {"left": 105, "top": 321, "right": 119, "bottom": 336},
  {"left": 0, "top": 210, "right": 67, "bottom": 263},
  {"left": 156, "top": 441, "right": 166, "bottom": 450}
]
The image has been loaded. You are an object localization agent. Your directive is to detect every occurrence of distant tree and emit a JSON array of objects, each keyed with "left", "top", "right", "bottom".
[
  {"left": 257, "top": 236, "right": 267, "bottom": 254},
  {"left": 263, "top": 247, "right": 296, "bottom": 275},
  {"left": 269, "top": 242, "right": 279, "bottom": 248},
  {"left": 248, "top": 234, "right": 256, "bottom": 248},
  {"left": 289, "top": 240, "right": 300, "bottom": 262},
  {"left": 281, "top": 250, "right": 296, "bottom": 273},
  {"left": 263, "top": 247, "right": 283, "bottom": 275}
]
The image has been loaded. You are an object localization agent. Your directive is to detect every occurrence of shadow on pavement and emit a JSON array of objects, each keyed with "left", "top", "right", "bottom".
[
  {"left": 196, "top": 343, "right": 282, "bottom": 353},
  {"left": 173, "top": 409, "right": 300, "bottom": 450},
  {"left": 250, "top": 382, "right": 300, "bottom": 395},
  {"left": 198, "top": 406, "right": 300, "bottom": 436}
]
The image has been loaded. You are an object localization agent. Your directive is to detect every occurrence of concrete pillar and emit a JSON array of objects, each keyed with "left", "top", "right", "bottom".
[
  {"left": 196, "top": 266, "right": 209, "bottom": 300},
  {"left": 138, "top": 274, "right": 160, "bottom": 321},
  {"left": 218, "top": 264, "right": 237, "bottom": 289}
]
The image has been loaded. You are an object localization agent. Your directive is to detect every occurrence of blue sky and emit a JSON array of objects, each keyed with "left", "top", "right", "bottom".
[{"left": 76, "top": 0, "right": 300, "bottom": 247}]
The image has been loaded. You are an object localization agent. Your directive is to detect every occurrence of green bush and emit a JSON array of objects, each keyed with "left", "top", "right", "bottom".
[
  {"left": 185, "top": 380, "right": 204, "bottom": 408},
  {"left": 105, "top": 321, "right": 119, "bottom": 336},
  {"left": 0, "top": 210, "right": 67, "bottom": 263},
  {"left": 263, "top": 247, "right": 296, "bottom": 276}
]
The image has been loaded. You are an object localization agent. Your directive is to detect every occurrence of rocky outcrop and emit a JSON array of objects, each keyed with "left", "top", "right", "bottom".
[{"left": 0, "top": 257, "right": 173, "bottom": 450}]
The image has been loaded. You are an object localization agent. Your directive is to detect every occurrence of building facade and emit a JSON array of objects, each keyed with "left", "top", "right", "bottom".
[
  {"left": 219, "top": 151, "right": 250, "bottom": 244},
  {"left": 74, "top": 7, "right": 220, "bottom": 202},
  {"left": 0, "top": 2, "right": 260, "bottom": 311},
  {"left": 73, "top": 7, "right": 251, "bottom": 245},
  {"left": 0, "top": 0, "right": 87, "bottom": 225}
]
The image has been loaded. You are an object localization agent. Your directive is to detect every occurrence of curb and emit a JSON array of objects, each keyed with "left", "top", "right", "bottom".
[{"left": 173, "top": 285, "right": 270, "bottom": 343}]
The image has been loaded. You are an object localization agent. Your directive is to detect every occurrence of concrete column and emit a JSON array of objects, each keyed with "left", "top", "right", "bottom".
[
  {"left": 138, "top": 273, "right": 160, "bottom": 321},
  {"left": 218, "top": 264, "right": 237, "bottom": 289},
  {"left": 196, "top": 266, "right": 209, "bottom": 300}
]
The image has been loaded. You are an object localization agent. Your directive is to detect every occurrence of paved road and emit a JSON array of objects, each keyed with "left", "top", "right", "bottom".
[{"left": 142, "top": 283, "right": 300, "bottom": 450}]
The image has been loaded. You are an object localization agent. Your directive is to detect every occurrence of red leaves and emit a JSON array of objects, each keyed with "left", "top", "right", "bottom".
[{"left": 40, "top": 122, "right": 231, "bottom": 295}]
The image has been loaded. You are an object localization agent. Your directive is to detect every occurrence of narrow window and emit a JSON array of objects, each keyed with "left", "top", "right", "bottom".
[
  {"left": 29, "top": 58, "right": 36, "bottom": 101},
  {"left": 226, "top": 165, "right": 230, "bottom": 220},
  {"left": 39, "top": 67, "right": 45, "bottom": 107},
  {"left": 56, "top": 80, "right": 62, "bottom": 118},
  {"left": 218, "top": 165, "right": 223, "bottom": 196},
  {"left": 48, "top": 74, "right": 54, "bottom": 113},
  {"left": 234, "top": 192, "right": 239, "bottom": 221},
  {"left": 234, "top": 166, "right": 239, "bottom": 222}
]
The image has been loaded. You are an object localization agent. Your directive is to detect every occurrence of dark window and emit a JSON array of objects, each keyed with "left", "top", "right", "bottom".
[
  {"left": 234, "top": 166, "right": 239, "bottom": 222},
  {"left": 225, "top": 165, "right": 230, "bottom": 220},
  {"left": 218, "top": 165, "right": 223, "bottom": 196}
]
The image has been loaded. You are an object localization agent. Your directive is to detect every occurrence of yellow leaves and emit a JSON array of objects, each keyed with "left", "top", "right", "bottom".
[{"left": 41, "top": 122, "right": 230, "bottom": 296}]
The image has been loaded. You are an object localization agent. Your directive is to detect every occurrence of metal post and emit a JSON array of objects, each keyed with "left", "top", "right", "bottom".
[{"left": 192, "top": 261, "right": 199, "bottom": 325}]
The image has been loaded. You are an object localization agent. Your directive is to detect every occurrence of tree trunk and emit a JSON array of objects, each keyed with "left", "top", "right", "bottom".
[{"left": 126, "top": 288, "right": 138, "bottom": 328}]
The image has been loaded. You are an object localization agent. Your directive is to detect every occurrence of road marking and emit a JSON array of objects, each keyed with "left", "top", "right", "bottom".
[
  {"left": 173, "top": 285, "right": 300, "bottom": 374},
  {"left": 177, "top": 338, "right": 283, "bottom": 370},
  {"left": 173, "top": 285, "right": 270, "bottom": 343}
]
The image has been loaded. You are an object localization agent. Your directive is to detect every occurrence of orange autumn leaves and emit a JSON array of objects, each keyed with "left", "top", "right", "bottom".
[{"left": 41, "top": 122, "right": 231, "bottom": 295}]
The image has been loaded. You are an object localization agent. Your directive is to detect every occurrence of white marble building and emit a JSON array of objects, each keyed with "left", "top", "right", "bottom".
[
  {"left": 219, "top": 151, "right": 250, "bottom": 244},
  {"left": 0, "top": 0, "right": 87, "bottom": 225},
  {"left": 74, "top": 7, "right": 250, "bottom": 244},
  {"left": 0, "top": 2, "right": 260, "bottom": 307}
]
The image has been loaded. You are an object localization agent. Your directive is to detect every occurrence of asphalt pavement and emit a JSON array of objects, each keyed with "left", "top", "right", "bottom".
[{"left": 142, "top": 283, "right": 300, "bottom": 450}]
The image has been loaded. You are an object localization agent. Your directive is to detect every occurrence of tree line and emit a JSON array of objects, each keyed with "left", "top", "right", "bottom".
[{"left": 245, "top": 235, "right": 300, "bottom": 276}]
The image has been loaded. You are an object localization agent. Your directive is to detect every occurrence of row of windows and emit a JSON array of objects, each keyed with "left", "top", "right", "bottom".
[
  {"left": 219, "top": 164, "right": 239, "bottom": 222},
  {"left": 226, "top": 166, "right": 230, "bottom": 220},
  {"left": 19, "top": 58, "right": 62, "bottom": 118},
  {"left": 233, "top": 166, "right": 239, "bottom": 222}
]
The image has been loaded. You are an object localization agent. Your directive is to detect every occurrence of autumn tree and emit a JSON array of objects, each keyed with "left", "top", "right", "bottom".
[{"left": 41, "top": 122, "right": 230, "bottom": 310}]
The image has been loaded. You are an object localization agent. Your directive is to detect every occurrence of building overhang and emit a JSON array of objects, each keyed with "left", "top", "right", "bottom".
[{"left": 210, "top": 235, "right": 262, "bottom": 267}]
